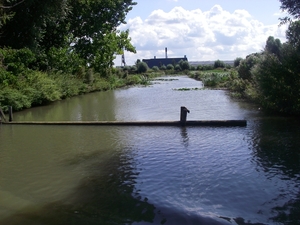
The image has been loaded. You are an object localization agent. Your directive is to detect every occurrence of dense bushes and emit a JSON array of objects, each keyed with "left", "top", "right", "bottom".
[
  {"left": 253, "top": 45, "right": 300, "bottom": 114},
  {"left": 234, "top": 57, "right": 243, "bottom": 67},
  {"left": 214, "top": 59, "right": 225, "bottom": 68},
  {"left": 136, "top": 61, "right": 148, "bottom": 73},
  {"left": 230, "top": 21, "right": 300, "bottom": 115},
  {"left": 179, "top": 60, "right": 190, "bottom": 70},
  {"left": 0, "top": 87, "right": 31, "bottom": 111},
  {"left": 189, "top": 69, "right": 232, "bottom": 88}
]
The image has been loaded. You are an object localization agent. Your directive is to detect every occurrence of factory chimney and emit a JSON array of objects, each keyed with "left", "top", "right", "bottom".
[{"left": 165, "top": 47, "right": 168, "bottom": 58}]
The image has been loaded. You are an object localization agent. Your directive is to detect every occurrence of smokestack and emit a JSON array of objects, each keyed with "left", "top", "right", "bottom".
[{"left": 165, "top": 47, "right": 168, "bottom": 58}]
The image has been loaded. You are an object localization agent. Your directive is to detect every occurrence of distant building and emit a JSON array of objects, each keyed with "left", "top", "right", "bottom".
[{"left": 142, "top": 48, "right": 188, "bottom": 68}]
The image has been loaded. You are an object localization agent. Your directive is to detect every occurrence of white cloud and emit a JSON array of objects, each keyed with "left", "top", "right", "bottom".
[{"left": 115, "top": 5, "right": 288, "bottom": 65}]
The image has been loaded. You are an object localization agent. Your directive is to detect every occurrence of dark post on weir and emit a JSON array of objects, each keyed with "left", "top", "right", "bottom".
[
  {"left": 180, "top": 106, "right": 190, "bottom": 125},
  {"left": 9, "top": 106, "right": 13, "bottom": 122}
]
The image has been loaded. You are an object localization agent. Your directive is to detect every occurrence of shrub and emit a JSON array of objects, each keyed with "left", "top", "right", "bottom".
[
  {"left": 123, "top": 66, "right": 130, "bottom": 71},
  {"left": 197, "top": 65, "right": 203, "bottom": 70},
  {"left": 175, "top": 64, "right": 181, "bottom": 71},
  {"left": 202, "top": 65, "right": 214, "bottom": 70},
  {"left": 0, "top": 47, "right": 36, "bottom": 74},
  {"left": 253, "top": 49, "right": 300, "bottom": 114},
  {"left": 179, "top": 60, "right": 190, "bottom": 70},
  {"left": 225, "top": 64, "right": 232, "bottom": 69},
  {"left": 152, "top": 66, "right": 159, "bottom": 71},
  {"left": 23, "top": 71, "right": 61, "bottom": 105},
  {"left": 214, "top": 59, "right": 225, "bottom": 68},
  {"left": 137, "top": 62, "right": 148, "bottom": 73},
  {"left": 130, "top": 65, "right": 137, "bottom": 72},
  {"left": 190, "top": 65, "right": 196, "bottom": 71},
  {"left": 47, "top": 47, "right": 84, "bottom": 74},
  {"left": 160, "top": 65, "right": 167, "bottom": 70},
  {"left": 167, "top": 64, "right": 174, "bottom": 70},
  {"left": 92, "top": 78, "right": 111, "bottom": 91},
  {"left": 0, "top": 87, "right": 31, "bottom": 111},
  {"left": 126, "top": 75, "right": 141, "bottom": 85},
  {"left": 234, "top": 57, "right": 243, "bottom": 67},
  {"left": 238, "top": 54, "right": 261, "bottom": 80}
]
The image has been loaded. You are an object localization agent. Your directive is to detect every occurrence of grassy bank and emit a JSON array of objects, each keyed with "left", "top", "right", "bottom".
[{"left": 0, "top": 68, "right": 164, "bottom": 113}]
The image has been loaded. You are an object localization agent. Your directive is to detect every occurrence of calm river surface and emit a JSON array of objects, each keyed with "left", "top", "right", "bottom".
[{"left": 0, "top": 76, "right": 299, "bottom": 225}]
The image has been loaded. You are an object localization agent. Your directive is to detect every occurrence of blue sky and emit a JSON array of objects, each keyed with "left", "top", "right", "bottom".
[{"left": 115, "top": 0, "right": 288, "bottom": 65}]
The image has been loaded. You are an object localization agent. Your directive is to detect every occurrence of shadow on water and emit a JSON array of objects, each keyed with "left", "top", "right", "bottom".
[
  {"left": 0, "top": 143, "right": 229, "bottom": 225},
  {"left": 0, "top": 147, "right": 156, "bottom": 225},
  {"left": 250, "top": 118, "right": 300, "bottom": 224}
]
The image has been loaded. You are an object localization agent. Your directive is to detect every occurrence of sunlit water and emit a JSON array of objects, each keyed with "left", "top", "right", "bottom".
[{"left": 0, "top": 76, "right": 299, "bottom": 225}]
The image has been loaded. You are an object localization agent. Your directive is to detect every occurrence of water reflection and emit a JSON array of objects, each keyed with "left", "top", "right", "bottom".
[
  {"left": 180, "top": 127, "right": 189, "bottom": 148},
  {"left": 0, "top": 145, "right": 156, "bottom": 225},
  {"left": 249, "top": 118, "right": 300, "bottom": 224}
]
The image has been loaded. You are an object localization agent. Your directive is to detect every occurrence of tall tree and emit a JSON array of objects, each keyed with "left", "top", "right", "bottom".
[
  {"left": 0, "top": 0, "right": 25, "bottom": 28},
  {"left": 0, "top": 0, "right": 69, "bottom": 51},
  {"left": 286, "top": 20, "right": 300, "bottom": 48},
  {"left": 279, "top": 0, "right": 300, "bottom": 24},
  {"left": 0, "top": 0, "right": 137, "bottom": 74},
  {"left": 64, "top": 0, "right": 136, "bottom": 65},
  {"left": 265, "top": 36, "right": 282, "bottom": 58}
]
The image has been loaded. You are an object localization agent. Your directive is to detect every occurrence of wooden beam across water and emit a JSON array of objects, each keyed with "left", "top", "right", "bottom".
[
  {"left": 3, "top": 120, "right": 247, "bottom": 127},
  {"left": 0, "top": 106, "right": 246, "bottom": 127}
]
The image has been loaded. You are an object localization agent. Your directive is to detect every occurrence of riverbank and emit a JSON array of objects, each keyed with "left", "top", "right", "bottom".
[
  {"left": 0, "top": 69, "right": 165, "bottom": 114},
  {"left": 0, "top": 66, "right": 251, "bottom": 115}
]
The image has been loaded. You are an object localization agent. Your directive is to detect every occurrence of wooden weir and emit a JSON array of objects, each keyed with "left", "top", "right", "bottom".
[{"left": 1, "top": 106, "right": 247, "bottom": 127}]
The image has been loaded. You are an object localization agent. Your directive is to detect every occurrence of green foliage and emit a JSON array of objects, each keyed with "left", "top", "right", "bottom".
[
  {"left": 0, "top": 0, "right": 69, "bottom": 51},
  {"left": 22, "top": 71, "right": 61, "bottom": 105},
  {"left": 0, "top": 0, "right": 137, "bottom": 76},
  {"left": 253, "top": 46, "right": 300, "bottom": 114},
  {"left": 279, "top": 0, "right": 300, "bottom": 24},
  {"left": 152, "top": 66, "right": 159, "bottom": 71},
  {"left": 192, "top": 71, "right": 231, "bottom": 88},
  {"left": 231, "top": 22, "right": 300, "bottom": 115},
  {"left": 190, "top": 65, "right": 196, "bottom": 70},
  {"left": 179, "top": 60, "right": 190, "bottom": 70},
  {"left": 175, "top": 64, "right": 181, "bottom": 71},
  {"left": 91, "top": 30, "right": 136, "bottom": 76},
  {"left": 47, "top": 47, "right": 85, "bottom": 74},
  {"left": 92, "top": 78, "right": 112, "bottom": 91},
  {"left": 137, "top": 62, "right": 148, "bottom": 73},
  {"left": 197, "top": 65, "right": 203, "bottom": 70},
  {"left": 130, "top": 66, "right": 137, "bottom": 72},
  {"left": 0, "top": 1, "right": 16, "bottom": 29},
  {"left": 214, "top": 59, "right": 225, "bottom": 68},
  {"left": 125, "top": 75, "right": 141, "bottom": 85},
  {"left": 265, "top": 36, "right": 282, "bottom": 57},
  {"left": 0, "top": 47, "right": 36, "bottom": 74},
  {"left": 0, "top": 87, "right": 31, "bottom": 111},
  {"left": 160, "top": 65, "right": 167, "bottom": 70},
  {"left": 225, "top": 64, "right": 232, "bottom": 69},
  {"left": 123, "top": 66, "right": 130, "bottom": 71},
  {"left": 0, "top": 67, "right": 14, "bottom": 86},
  {"left": 234, "top": 57, "right": 243, "bottom": 67},
  {"left": 167, "top": 64, "right": 174, "bottom": 70},
  {"left": 286, "top": 20, "right": 300, "bottom": 48},
  {"left": 238, "top": 54, "right": 260, "bottom": 80},
  {"left": 198, "top": 65, "right": 214, "bottom": 70}
]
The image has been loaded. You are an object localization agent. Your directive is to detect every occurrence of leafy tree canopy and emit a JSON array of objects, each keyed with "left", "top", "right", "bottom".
[
  {"left": 265, "top": 36, "right": 282, "bottom": 58},
  {"left": 0, "top": 0, "right": 137, "bottom": 74},
  {"left": 286, "top": 20, "right": 300, "bottom": 48},
  {"left": 279, "top": 0, "right": 300, "bottom": 24}
]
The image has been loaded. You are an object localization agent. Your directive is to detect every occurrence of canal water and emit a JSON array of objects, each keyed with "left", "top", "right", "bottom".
[{"left": 0, "top": 76, "right": 299, "bottom": 225}]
